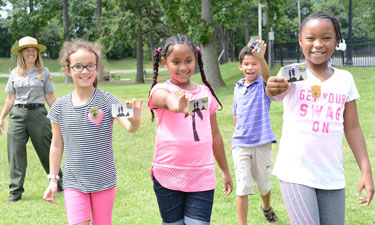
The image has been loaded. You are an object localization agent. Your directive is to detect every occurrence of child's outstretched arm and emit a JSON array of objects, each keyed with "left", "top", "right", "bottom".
[
  {"left": 117, "top": 99, "right": 143, "bottom": 133},
  {"left": 252, "top": 40, "right": 270, "bottom": 83},
  {"left": 210, "top": 112, "right": 233, "bottom": 195},
  {"left": 151, "top": 89, "right": 193, "bottom": 115},
  {"left": 43, "top": 122, "right": 64, "bottom": 204},
  {"left": 344, "top": 100, "right": 374, "bottom": 207}
]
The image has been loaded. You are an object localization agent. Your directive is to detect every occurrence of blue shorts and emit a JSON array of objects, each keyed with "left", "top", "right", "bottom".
[{"left": 153, "top": 176, "right": 214, "bottom": 225}]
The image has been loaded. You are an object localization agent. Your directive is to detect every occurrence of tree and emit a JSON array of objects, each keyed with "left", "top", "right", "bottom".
[
  {"left": 7, "top": 0, "right": 60, "bottom": 50},
  {"left": 201, "top": 0, "right": 224, "bottom": 90},
  {"left": 0, "top": 18, "right": 13, "bottom": 57},
  {"left": 62, "top": 0, "right": 69, "bottom": 41},
  {"left": 135, "top": 7, "right": 144, "bottom": 83},
  {"left": 101, "top": 0, "right": 165, "bottom": 82},
  {"left": 160, "top": 0, "right": 246, "bottom": 89},
  {"left": 96, "top": 0, "right": 104, "bottom": 82},
  {"left": 61, "top": 0, "right": 72, "bottom": 83}
]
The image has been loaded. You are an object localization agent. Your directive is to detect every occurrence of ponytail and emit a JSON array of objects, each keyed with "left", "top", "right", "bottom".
[
  {"left": 197, "top": 49, "right": 223, "bottom": 110},
  {"left": 149, "top": 48, "right": 161, "bottom": 121}
]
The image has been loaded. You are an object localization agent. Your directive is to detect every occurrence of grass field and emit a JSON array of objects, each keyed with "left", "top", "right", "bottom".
[{"left": 0, "top": 61, "right": 374, "bottom": 225}]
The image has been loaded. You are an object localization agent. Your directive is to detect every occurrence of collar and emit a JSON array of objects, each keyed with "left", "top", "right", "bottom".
[
  {"left": 236, "top": 76, "right": 261, "bottom": 88},
  {"left": 25, "top": 66, "right": 38, "bottom": 74}
]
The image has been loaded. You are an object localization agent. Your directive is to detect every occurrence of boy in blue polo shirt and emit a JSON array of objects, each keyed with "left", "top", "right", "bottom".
[{"left": 232, "top": 40, "right": 278, "bottom": 224}]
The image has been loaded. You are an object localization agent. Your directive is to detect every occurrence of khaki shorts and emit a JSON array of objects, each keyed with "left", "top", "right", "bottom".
[{"left": 232, "top": 143, "right": 272, "bottom": 196}]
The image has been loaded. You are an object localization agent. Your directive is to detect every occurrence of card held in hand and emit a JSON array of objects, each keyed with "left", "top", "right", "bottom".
[
  {"left": 188, "top": 97, "right": 209, "bottom": 113},
  {"left": 247, "top": 38, "right": 263, "bottom": 52},
  {"left": 112, "top": 103, "right": 133, "bottom": 118},
  {"left": 283, "top": 63, "right": 307, "bottom": 82}
]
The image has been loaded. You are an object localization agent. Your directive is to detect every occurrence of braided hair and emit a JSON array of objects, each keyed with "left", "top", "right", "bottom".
[
  {"left": 149, "top": 34, "right": 222, "bottom": 121},
  {"left": 299, "top": 11, "right": 343, "bottom": 44}
]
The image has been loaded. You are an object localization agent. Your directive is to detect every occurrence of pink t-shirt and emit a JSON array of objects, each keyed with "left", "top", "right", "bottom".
[{"left": 148, "top": 80, "right": 218, "bottom": 192}]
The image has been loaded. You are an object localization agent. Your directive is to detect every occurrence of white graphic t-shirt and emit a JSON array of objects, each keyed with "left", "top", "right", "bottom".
[{"left": 272, "top": 67, "right": 359, "bottom": 189}]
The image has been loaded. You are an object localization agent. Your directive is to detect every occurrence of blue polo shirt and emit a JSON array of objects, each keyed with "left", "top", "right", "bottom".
[{"left": 232, "top": 76, "right": 276, "bottom": 148}]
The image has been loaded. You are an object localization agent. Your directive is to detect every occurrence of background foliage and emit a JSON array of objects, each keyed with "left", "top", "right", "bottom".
[{"left": 0, "top": 0, "right": 374, "bottom": 60}]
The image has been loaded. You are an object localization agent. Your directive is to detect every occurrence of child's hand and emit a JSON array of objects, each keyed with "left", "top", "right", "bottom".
[
  {"left": 176, "top": 93, "right": 194, "bottom": 115},
  {"left": 43, "top": 181, "right": 58, "bottom": 204},
  {"left": 266, "top": 76, "right": 289, "bottom": 96},
  {"left": 126, "top": 99, "right": 143, "bottom": 124},
  {"left": 356, "top": 173, "right": 374, "bottom": 206},
  {"left": 222, "top": 173, "right": 233, "bottom": 195},
  {"left": 252, "top": 40, "right": 267, "bottom": 60}
]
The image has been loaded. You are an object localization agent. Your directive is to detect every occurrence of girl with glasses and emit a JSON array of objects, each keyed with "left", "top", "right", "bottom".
[{"left": 43, "top": 39, "right": 143, "bottom": 225}]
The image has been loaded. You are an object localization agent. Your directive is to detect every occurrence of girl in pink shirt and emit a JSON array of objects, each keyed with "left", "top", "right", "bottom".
[{"left": 148, "top": 34, "right": 233, "bottom": 225}]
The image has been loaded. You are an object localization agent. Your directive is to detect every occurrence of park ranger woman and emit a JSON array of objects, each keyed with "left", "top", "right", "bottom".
[{"left": 0, "top": 36, "right": 62, "bottom": 204}]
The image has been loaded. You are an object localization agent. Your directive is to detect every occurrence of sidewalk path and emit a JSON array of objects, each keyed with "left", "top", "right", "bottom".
[{"left": 0, "top": 68, "right": 167, "bottom": 78}]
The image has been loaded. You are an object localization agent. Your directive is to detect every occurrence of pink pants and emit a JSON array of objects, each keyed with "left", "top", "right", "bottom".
[{"left": 64, "top": 187, "right": 116, "bottom": 225}]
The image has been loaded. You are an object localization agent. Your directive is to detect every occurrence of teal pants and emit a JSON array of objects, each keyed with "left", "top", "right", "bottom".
[{"left": 7, "top": 106, "right": 62, "bottom": 201}]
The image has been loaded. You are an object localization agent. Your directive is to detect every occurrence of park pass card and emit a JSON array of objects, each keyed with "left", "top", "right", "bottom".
[
  {"left": 188, "top": 97, "right": 209, "bottom": 113},
  {"left": 283, "top": 63, "right": 307, "bottom": 82},
  {"left": 112, "top": 103, "right": 133, "bottom": 118},
  {"left": 247, "top": 38, "right": 263, "bottom": 52}
]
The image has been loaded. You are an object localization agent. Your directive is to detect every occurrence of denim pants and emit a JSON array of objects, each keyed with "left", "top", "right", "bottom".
[{"left": 153, "top": 175, "right": 214, "bottom": 225}]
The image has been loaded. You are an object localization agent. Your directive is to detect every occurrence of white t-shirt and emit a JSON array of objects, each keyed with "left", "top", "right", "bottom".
[{"left": 272, "top": 67, "right": 359, "bottom": 189}]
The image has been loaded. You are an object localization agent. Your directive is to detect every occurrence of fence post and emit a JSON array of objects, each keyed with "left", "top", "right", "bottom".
[
  {"left": 280, "top": 46, "right": 283, "bottom": 66},
  {"left": 297, "top": 44, "right": 300, "bottom": 63},
  {"left": 341, "top": 51, "right": 345, "bottom": 66}
]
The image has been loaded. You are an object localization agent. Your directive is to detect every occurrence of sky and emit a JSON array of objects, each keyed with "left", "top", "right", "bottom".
[{"left": 0, "top": 2, "right": 12, "bottom": 19}]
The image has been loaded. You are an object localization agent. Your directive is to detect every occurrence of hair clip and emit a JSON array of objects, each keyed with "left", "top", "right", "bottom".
[
  {"left": 196, "top": 46, "right": 200, "bottom": 52},
  {"left": 157, "top": 47, "right": 162, "bottom": 53},
  {"left": 335, "top": 39, "right": 346, "bottom": 51}
]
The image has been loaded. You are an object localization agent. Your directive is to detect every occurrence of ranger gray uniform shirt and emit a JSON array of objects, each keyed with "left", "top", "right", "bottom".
[{"left": 5, "top": 66, "right": 55, "bottom": 105}]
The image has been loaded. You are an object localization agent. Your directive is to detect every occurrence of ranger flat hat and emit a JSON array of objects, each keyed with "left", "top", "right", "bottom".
[{"left": 11, "top": 36, "right": 46, "bottom": 55}]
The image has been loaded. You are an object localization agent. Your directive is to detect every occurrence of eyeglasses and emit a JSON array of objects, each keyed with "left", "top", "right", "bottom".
[{"left": 70, "top": 63, "right": 97, "bottom": 72}]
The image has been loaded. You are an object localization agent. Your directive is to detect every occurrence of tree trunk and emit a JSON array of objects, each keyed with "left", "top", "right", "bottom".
[
  {"left": 223, "top": 29, "right": 229, "bottom": 64},
  {"left": 201, "top": 0, "right": 225, "bottom": 90},
  {"left": 149, "top": 30, "right": 154, "bottom": 59},
  {"left": 217, "top": 26, "right": 224, "bottom": 64},
  {"left": 96, "top": 0, "right": 104, "bottom": 82},
  {"left": 136, "top": 8, "right": 144, "bottom": 83},
  {"left": 62, "top": 0, "right": 69, "bottom": 41},
  {"left": 244, "top": 13, "right": 249, "bottom": 44},
  {"left": 97, "top": 0, "right": 102, "bottom": 37},
  {"left": 62, "top": 0, "right": 72, "bottom": 84},
  {"left": 231, "top": 30, "right": 235, "bottom": 62},
  {"left": 146, "top": 0, "right": 154, "bottom": 59},
  {"left": 29, "top": 0, "right": 36, "bottom": 37}
]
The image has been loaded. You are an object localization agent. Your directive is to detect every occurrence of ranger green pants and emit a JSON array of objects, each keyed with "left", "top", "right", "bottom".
[{"left": 7, "top": 106, "right": 62, "bottom": 201}]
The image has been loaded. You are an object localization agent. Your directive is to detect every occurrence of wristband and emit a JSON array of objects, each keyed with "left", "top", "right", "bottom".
[{"left": 47, "top": 174, "right": 60, "bottom": 181}]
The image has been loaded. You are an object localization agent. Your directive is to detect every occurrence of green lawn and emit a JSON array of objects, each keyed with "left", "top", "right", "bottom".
[{"left": 0, "top": 63, "right": 374, "bottom": 225}]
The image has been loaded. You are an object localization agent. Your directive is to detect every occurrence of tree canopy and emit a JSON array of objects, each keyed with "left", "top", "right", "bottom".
[{"left": 0, "top": 0, "right": 373, "bottom": 66}]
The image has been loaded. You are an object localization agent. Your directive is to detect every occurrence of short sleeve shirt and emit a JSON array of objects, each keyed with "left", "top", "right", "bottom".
[
  {"left": 5, "top": 66, "right": 55, "bottom": 104},
  {"left": 47, "top": 89, "right": 121, "bottom": 193},
  {"left": 148, "top": 80, "right": 218, "bottom": 192},
  {"left": 232, "top": 76, "right": 276, "bottom": 148}
]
